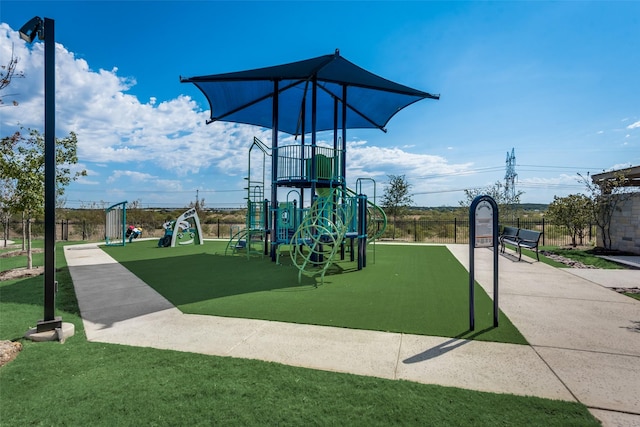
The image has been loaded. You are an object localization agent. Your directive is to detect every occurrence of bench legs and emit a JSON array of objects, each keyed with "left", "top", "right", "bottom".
[
  {"left": 516, "top": 244, "right": 539, "bottom": 261},
  {"left": 501, "top": 242, "right": 539, "bottom": 261}
]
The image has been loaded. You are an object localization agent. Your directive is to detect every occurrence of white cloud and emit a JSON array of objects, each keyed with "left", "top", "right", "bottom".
[
  {"left": 609, "top": 163, "right": 633, "bottom": 171},
  {"left": 627, "top": 120, "right": 640, "bottom": 130},
  {"left": 0, "top": 24, "right": 267, "bottom": 180},
  {"left": 106, "top": 170, "right": 158, "bottom": 184}
]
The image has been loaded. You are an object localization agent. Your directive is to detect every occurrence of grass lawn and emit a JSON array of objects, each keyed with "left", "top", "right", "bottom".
[
  {"left": 502, "top": 244, "right": 626, "bottom": 269},
  {"left": 102, "top": 241, "right": 526, "bottom": 344},
  {"left": 1, "top": 240, "right": 45, "bottom": 270},
  {"left": 544, "top": 247, "right": 627, "bottom": 269},
  {"left": 0, "top": 244, "right": 600, "bottom": 426},
  {"left": 625, "top": 292, "right": 640, "bottom": 301},
  {"left": 500, "top": 244, "right": 567, "bottom": 268}
]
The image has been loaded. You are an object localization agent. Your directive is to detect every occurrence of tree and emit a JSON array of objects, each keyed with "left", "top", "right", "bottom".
[
  {"left": 381, "top": 174, "right": 413, "bottom": 239},
  {"left": 0, "top": 128, "right": 86, "bottom": 268},
  {"left": 579, "top": 172, "right": 631, "bottom": 250},
  {"left": 459, "top": 181, "right": 523, "bottom": 223},
  {"left": 0, "top": 177, "right": 17, "bottom": 247},
  {"left": 0, "top": 44, "right": 25, "bottom": 107},
  {"left": 545, "top": 194, "right": 592, "bottom": 247}
]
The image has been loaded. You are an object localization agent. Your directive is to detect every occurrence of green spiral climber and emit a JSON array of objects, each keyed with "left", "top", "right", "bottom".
[{"left": 289, "top": 187, "right": 354, "bottom": 285}]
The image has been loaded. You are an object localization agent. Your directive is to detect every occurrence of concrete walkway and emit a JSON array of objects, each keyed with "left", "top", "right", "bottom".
[{"left": 64, "top": 243, "right": 640, "bottom": 427}]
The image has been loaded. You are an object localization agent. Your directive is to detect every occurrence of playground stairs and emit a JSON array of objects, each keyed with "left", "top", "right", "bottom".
[
  {"left": 225, "top": 228, "right": 266, "bottom": 258},
  {"left": 226, "top": 136, "right": 271, "bottom": 259}
]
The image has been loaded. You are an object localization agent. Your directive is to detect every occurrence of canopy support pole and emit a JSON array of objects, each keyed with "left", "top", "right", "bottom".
[
  {"left": 341, "top": 85, "right": 347, "bottom": 192},
  {"left": 270, "top": 80, "right": 279, "bottom": 261},
  {"left": 311, "top": 76, "right": 317, "bottom": 197}
]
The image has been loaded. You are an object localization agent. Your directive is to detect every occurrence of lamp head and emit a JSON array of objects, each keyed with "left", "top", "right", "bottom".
[{"left": 19, "top": 16, "right": 44, "bottom": 43}]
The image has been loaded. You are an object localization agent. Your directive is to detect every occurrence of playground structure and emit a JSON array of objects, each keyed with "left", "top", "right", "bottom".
[
  {"left": 226, "top": 136, "right": 387, "bottom": 284},
  {"left": 182, "top": 51, "right": 438, "bottom": 282},
  {"left": 105, "top": 201, "right": 127, "bottom": 246},
  {"left": 158, "top": 207, "right": 204, "bottom": 248}
]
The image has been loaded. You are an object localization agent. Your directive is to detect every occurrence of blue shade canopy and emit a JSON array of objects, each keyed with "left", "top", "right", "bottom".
[{"left": 180, "top": 50, "right": 439, "bottom": 135}]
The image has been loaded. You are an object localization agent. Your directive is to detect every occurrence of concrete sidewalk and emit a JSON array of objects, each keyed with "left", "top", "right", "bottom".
[{"left": 64, "top": 243, "right": 640, "bottom": 427}]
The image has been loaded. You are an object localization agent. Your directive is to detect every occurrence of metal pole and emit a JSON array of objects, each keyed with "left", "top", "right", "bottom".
[
  {"left": 454, "top": 218, "right": 457, "bottom": 244},
  {"left": 38, "top": 17, "right": 61, "bottom": 332},
  {"left": 493, "top": 206, "right": 499, "bottom": 327},
  {"left": 341, "top": 85, "right": 347, "bottom": 190},
  {"left": 270, "top": 80, "right": 279, "bottom": 261},
  {"left": 468, "top": 219, "right": 475, "bottom": 332}
]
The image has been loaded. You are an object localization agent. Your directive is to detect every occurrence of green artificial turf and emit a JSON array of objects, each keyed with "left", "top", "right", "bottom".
[
  {"left": 0, "top": 243, "right": 600, "bottom": 426},
  {"left": 102, "top": 241, "right": 527, "bottom": 344}
]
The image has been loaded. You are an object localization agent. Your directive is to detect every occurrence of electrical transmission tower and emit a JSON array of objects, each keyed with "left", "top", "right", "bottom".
[{"left": 504, "top": 148, "right": 517, "bottom": 220}]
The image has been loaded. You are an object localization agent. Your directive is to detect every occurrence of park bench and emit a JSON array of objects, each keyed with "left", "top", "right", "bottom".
[{"left": 499, "top": 227, "right": 542, "bottom": 261}]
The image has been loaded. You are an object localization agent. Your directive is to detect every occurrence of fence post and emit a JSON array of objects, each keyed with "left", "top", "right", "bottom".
[
  {"left": 414, "top": 218, "right": 417, "bottom": 242},
  {"left": 217, "top": 218, "right": 220, "bottom": 238},
  {"left": 454, "top": 218, "right": 457, "bottom": 244},
  {"left": 542, "top": 217, "right": 545, "bottom": 246}
]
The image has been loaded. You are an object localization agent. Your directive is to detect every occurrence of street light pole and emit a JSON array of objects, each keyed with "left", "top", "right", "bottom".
[
  {"left": 19, "top": 16, "right": 61, "bottom": 332},
  {"left": 40, "top": 17, "right": 60, "bottom": 332}
]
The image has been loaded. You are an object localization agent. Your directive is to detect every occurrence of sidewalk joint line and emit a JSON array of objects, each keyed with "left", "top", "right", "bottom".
[
  {"left": 530, "top": 345, "right": 580, "bottom": 403},
  {"left": 587, "top": 405, "right": 640, "bottom": 417},
  {"left": 225, "top": 322, "right": 270, "bottom": 356},
  {"left": 393, "top": 334, "right": 404, "bottom": 380},
  {"left": 532, "top": 344, "right": 640, "bottom": 359}
]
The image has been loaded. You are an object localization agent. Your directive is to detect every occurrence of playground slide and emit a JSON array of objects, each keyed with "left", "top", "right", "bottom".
[{"left": 344, "top": 187, "right": 387, "bottom": 242}]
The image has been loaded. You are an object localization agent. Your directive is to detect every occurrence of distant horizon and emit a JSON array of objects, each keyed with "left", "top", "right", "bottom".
[{"left": 48, "top": 201, "right": 554, "bottom": 212}]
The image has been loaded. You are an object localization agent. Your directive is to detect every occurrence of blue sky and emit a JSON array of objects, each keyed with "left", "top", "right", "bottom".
[{"left": 2, "top": 1, "right": 639, "bottom": 209}]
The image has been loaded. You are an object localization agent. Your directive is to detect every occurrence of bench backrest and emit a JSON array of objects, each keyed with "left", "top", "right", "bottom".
[
  {"left": 501, "top": 226, "right": 519, "bottom": 238},
  {"left": 518, "top": 229, "right": 542, "bottom": 242}
]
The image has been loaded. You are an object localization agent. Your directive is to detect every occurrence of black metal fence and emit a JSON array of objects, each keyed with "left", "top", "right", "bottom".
[
  {"left": 381, "top": 218, "right": 596, "bottom": 247},
  {"left": 2, "top": 218, "right": 596, "bottom": 248}
]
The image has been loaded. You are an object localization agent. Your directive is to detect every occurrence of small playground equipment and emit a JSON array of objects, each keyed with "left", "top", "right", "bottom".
[
  {"left": 126, "top": 225, "right": 142, "bottom": 243},
  {"left": 158, "top": 207, "right": 204, "bottom": 247},
  {"left": 105, "top": 201, "right": 127, "bottom": 246}
]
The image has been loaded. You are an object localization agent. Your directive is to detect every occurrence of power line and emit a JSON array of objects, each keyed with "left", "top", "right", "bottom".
[
  {"left": 416, "top": 166, "right": 504, "bottom": 179},
  {"left": 413, "top": 188, "right": 471, "bottom": 195},
  {"left": 517, "top": 164, "right": 604, "bottom": 170}
]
